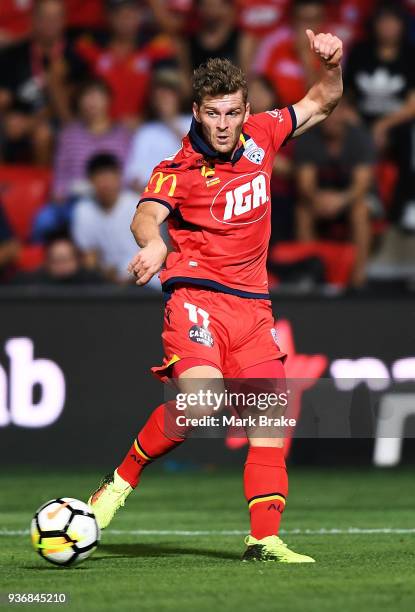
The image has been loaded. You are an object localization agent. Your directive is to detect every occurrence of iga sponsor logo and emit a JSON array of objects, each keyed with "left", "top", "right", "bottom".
[
  {"left": 211, "top": 171, "right": 269, "bottom": 225},
  {"left": 0, "top": 338, "right": 65, "bottom": 428}
]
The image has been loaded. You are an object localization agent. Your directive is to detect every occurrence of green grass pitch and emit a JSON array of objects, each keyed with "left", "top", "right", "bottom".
[{"left": 0, "top": 467, "right": 414, "bottom": 611}]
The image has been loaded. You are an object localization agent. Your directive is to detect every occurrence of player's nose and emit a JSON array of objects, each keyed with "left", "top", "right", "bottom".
[{"left": 217, "top": 115, "right": 228, "bottom": 130}]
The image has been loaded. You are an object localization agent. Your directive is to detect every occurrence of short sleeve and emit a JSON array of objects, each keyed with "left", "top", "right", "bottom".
[
  {"left": 251, "top": 107, "right": 297, "bottom": 152},
  {"left": 138, "top": 162, "right": 190, "bottom": 214}
]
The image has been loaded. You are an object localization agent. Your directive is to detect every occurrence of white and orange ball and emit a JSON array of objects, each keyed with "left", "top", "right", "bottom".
[{"left": 31, "top": 498, "right": 100, "bottom": 566}]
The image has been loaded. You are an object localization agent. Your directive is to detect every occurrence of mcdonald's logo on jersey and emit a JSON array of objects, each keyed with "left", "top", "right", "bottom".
[{"left": 145, "top": 171, "right": 177, "bottom": 197}]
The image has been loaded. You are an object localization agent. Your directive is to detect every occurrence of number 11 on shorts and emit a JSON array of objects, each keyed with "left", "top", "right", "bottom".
[{"left": 184, "top": 303, "right": 210, "bottom": 329}]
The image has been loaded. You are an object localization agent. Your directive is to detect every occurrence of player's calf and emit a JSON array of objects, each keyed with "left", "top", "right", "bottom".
[{"left": 88, "top": 403, "right": 188, "bottom": 528}]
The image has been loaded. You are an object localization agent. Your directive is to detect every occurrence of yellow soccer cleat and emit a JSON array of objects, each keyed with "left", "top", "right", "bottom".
[
  {"left": 88, "top": 470, "right": 133, "bottom": 529},
  {"left": 242, "top": 535, "right": 315, "bottom": 563}
]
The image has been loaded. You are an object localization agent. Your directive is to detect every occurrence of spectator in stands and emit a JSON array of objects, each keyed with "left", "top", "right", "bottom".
[
  {"left": 0, "top": 0, "right": 33, "bottom": 48},
  {"left": 180, "top": 0, "right": 239, "bottom": 75},
  {"left": 237, "top": 0, "right": 290, "bottom": 73},
  {"left": 71, "top": 153, "right": 159, "bottom": 288},
  {"left": 294, "top": 103, "right": 376, "bottom": 287},
  {"left": 367, "top": 115, "right": 415, "bottom": 285},
  {"left": 147, "top": 0, "right": 195, "bottom": 38},
  {"left": 0, "top": 201, "right": 19, "bottom": 283},
  {"left": 326, "top": 0, "right": 376, "bottom": 42},
  {"left": 65, "top": 0, "right": 106, "bottom": 35},
  {"left": 52, "top": 79, "right": 132, "bottom": 202},
  {"left": 404, "top": 0, "right": 415, "bottom": 43},
  {"left": 252, "top": 0, "right": 325, "bottom": 105},
  {"left": 14, "top": 233, "right": 106, "bottom": 284},
  {"left": 236, "top": 0, "right": 374, "bottom": 51},
  {"left": 252, "top": 0, "right": 352, "bottom": 106},
  {"left": 124, "top": 70, "right": 191, "bottom": 193},
  {"left": 0, "top": 0, "right": 87, "bottom": 164},
  {"left": 344, "top": 2, "right": 415, "bottom": 148},
  {"left": 0, "top": 101, "right": 36, "bottom": 164},
  {"left": 389, "top": 119, "right": 415, "bottom": 230},
  {"left": 75, "top": 0, "right": 177, "bottom": 127},
  {"left": 0, "top": 0, "right": 106, "bottom": 44}
]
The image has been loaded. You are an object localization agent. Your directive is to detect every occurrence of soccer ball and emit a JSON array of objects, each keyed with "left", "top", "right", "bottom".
[{"left": 31, "top": 498, "right": 100, "bottom": 567}]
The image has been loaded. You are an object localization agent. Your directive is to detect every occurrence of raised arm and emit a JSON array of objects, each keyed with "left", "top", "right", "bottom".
[
  {"left": 128, "top": 201, "right": 170, "bottom": 286},
  {"left": 292, "top": 30, "right": 343, "bottom": 138}
]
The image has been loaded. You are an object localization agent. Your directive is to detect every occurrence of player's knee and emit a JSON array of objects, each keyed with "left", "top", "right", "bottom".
[{"left": 175, "top": 365, "right": 225, "bottom": 418}]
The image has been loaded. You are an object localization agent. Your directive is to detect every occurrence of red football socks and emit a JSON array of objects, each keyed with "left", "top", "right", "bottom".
[
  {"left": 244, "top": 446, "right": 288, "bottom": 539},
  {"left": 118, "top": 408, "right": 289, "bottom": 542},
  {"left": 117, "top": 403, "right": 188, "bottom": 487}
]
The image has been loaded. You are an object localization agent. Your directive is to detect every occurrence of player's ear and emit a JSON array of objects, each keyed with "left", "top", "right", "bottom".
[
  {"left": 192, "top": 102, "right": 201, "bottom": 122},
  {"left": 244, "top": 102, "right": 250, "bottom": 122}
]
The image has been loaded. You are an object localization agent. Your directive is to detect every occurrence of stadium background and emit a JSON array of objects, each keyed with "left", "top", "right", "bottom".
[
  {"left": 1, "top": 3, "right": 415, "bottom": 610},
  {"left": 1, "top": 288, "right": 414, "bottom": 467},
  {"left": 0, "top": 0, "right": 414, "bottom": 468}
]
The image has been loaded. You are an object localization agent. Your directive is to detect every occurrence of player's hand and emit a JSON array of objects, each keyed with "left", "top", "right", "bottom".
[
  {"left": 306, "top": 30, "right": 343, "bottom": 69},
  {"left": 127, "top": 239, "right": 167, "bottom": 286}
]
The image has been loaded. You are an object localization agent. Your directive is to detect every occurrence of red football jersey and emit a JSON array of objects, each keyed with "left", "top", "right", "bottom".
[{"left": 139, "top": 107, "right": 296, "bottom": 298}]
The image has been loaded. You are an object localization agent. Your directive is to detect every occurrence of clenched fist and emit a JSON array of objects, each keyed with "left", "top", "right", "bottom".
[{"left": 306, "top": 29, "right": 343, "bottom": 69}]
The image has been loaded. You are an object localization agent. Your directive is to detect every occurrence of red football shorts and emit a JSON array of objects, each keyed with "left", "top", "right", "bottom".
[{"left": 151, "top": 285, "right": 286, "bottom": 382}]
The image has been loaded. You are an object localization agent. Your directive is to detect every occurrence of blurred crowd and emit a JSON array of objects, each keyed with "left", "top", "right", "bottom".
[{"left": 1, "top": 0, "right": 415, "bottom": 292}]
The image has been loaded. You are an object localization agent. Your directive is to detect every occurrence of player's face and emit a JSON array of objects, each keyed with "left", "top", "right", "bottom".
[{"left": 193, "top": 91, "right": 250, "bottom": 155}]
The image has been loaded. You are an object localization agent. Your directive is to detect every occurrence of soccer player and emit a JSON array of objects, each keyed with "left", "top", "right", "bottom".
[{"left": 88, "top": 29, "right": 343, "bottom": 563}]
